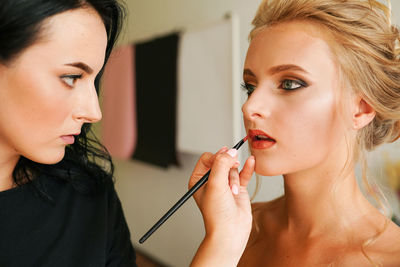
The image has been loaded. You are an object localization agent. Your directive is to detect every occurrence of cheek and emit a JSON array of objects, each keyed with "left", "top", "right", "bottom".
[
  {"left": 0, "top": 68, "right": 72, "bottom": 157},
  {"left": 12, "top": 71, "right": 71, "bottom": 131},
  {"left": 252, "top": 90, "right": 341, "bottom": 176},
  {"left": 285, "top": 94, "right": 337, "bottom": 146}
]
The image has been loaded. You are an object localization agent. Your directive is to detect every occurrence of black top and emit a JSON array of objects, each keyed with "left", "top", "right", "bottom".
[{"left": 0, "top": 175, "right": 137, "bottom": 267}]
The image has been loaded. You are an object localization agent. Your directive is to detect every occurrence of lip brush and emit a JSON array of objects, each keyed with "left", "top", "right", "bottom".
[{"left": 139, "top": 136, "right": 248, "bottom": 244}]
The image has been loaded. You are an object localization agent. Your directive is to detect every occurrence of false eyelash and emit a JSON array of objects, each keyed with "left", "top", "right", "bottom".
[
  {"left": 61, "top": 74, "right": 83, "bottom": 79},
  {"left": 240, "top": 82, "right": 247, "bottom": 90},
  {"left": 241, "top": 82, "right": 255, "bottom": 96}
]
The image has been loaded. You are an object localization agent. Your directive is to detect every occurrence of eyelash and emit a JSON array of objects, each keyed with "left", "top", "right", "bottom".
[
  {"left": 60, "top": 74, "right": 83, "bottom": 87},
  {"left": 279, "top": 79, "right": 307, "bottom": 90},
  {"left": 241, "top": 82, "right": 255, "bottom": 96},
  {"left": 241, "top": 78, "right": 308, "bottom": 96}
]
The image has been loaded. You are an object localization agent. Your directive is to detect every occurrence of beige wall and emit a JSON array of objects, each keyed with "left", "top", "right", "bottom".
[{"left": 112, "top": 1, "right": 400, "bottom": 266}]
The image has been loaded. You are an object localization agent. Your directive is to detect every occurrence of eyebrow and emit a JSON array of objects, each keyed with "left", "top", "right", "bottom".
[
  {"left": 243, "top": 64, "right": 309, "bottom": 78},
  {"left": 268, "top": 64, "right": 309, "bottom": 75},
  {"left": 65, "top": 62, "right": 93, "bottom": 74},
  {"left": 243, "top": 69, "right": 256, "bottom": 77}
]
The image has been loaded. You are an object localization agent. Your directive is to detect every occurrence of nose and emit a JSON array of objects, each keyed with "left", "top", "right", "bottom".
[
  {"left": 242, "top": 86, "right": 270, "bottom": 122},
  {"left": 73, "top": 83, "right": 102, "bottom": 123}
]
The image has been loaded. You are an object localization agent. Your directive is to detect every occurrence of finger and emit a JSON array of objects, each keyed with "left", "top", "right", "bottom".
[
  {"left": 229, "top": 168, "right": 240, "bottom": 195},
  {"left": 208, "top": 149, "right": 238, "bottom": 189},
  {"left": 189, "top": 152, "right": 213, "bottom": 190},
  {"left": 217, "top": 146, "right": 229, "bottom": 153},
  {"left": 239, "top": 156, "right": 255, "bottom": 187},
  {"left": 189, "top": 147, "right": 228, "bottom": 189}
]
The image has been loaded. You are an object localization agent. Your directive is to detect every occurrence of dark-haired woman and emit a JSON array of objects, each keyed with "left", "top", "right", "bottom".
[{"left": 0, "top": 1, "right": 137, "bottom": 266}]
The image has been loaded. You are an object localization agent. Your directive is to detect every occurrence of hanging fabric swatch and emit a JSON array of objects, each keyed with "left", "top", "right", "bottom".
[
  {"left": 178, "top": 17, "right": 236, "bottom": 154},
  {"left": 102, "top": 45, "right": 136, "bottom": 160},
  {"left": 132, "top": 33, "right": 179, "bottom": 168}
]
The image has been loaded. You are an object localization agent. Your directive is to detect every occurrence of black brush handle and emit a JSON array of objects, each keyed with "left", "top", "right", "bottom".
[
  {"left": 139, "top": 170, "right": 210, "bottom": 244},
  {"left": 139, "top": 137, "right": 246, "bottom": 244}
]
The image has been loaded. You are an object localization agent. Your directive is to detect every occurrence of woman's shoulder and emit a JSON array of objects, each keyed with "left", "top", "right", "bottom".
[
  {"left": 251, "top": 196, "right": 285, "bottom": 222},
  {"left": 251, "top": 196, "right": 284, "bottom": 212},
  {"left": 237, "top": 198, "right": 285, "bottom": 266},
  {"left": 339, "top": 214, "right": 400, "bottom": 266},
  {"left": 37, "top": 169, "right": 115, "bottom": 203},
  {"left": 249, "top": 196, "right": 285, "bottom": 241},
  {"left": 336, "top": 220, "right": 400, "bottom": 266},
  {"left": 367, "top": 218, "right": 400, "bottom": 265}
]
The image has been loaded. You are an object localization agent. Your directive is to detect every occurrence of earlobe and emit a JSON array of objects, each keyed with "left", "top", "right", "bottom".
[{"left": 352, "top": 98, "right": 376, "bottom": 130}]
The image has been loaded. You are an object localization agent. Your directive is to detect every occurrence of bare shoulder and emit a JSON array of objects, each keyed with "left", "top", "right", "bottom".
[
  {"left": 251, "top": 196, "right": 284, "bottom": 222},
  {"left": 251, "top": 196, "right": 284, "bottom": 215},
  {"left": 248, "top": 196, "right": 284, "bottom": 244},
  {"left": 340, "top": 218, "right": 400, "bottom": 266},
  {"left": 371, "top": 219, "right": 400, "bottom": 265},
  {"left": 383, "top": 219, "right": 400, "bottom": 246},
  {"left": 238, "top": 197, "right": 284, "bottom": 267}
]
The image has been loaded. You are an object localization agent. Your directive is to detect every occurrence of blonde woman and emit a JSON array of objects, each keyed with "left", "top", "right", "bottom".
[{"left": 189, "top": 0, "right": 400, "bottom": 266}]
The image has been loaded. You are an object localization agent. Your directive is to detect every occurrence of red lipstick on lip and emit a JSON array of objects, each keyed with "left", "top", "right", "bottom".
[{"left": 248, "top": 129, "right": 276, "bottom": 149}]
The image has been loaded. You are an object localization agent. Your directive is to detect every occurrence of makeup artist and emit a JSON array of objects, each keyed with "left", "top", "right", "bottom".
[
  {"left": 0, "top": 0, "right": 136, "bottom": 266},
  {"left": 189, "top": 0, "right": 400, "bottom": 266}
]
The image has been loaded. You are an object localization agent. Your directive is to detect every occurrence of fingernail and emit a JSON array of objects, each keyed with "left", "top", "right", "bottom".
[
  {"left": 227, "top": 149, "right": 238, "bottom": 157},
  {"left": 232, "top": 184, "right": 239, "bottom": 195}
]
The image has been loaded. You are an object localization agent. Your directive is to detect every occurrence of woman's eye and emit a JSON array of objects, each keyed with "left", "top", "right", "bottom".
[
  {"left": 280, "top": 79, "right": 307, "bottom": 90},
  {"left": 241, "top": 82, "right": 256, "bottom": 96},
  {"left": 60, "top": 74, "right": 82, "bottom": 87}
]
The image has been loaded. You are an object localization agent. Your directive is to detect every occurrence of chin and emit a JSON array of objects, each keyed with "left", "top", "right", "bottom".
[
  {"left": 254, "top": 162, "right": 284, "bottom": 176},
  {"left": 27, "top": 150, "right": 66, "bottom": 165}
]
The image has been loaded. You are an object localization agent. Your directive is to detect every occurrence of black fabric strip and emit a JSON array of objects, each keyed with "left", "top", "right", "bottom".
[{"left": 132, "top": 33, "right": 179, "bottom": 168}]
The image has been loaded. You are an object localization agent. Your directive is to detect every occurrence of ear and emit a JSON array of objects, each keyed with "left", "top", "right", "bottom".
[{"left": 352, "top": 96, "right": 376, "bottom": 130}]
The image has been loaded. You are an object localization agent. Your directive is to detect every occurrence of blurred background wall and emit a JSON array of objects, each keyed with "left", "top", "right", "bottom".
[
  {"left": 112, "top": 2, "right": 267, "bottom": 266},
  {"left": 108, "top": 1, "right": 400, "bottom": 266}
]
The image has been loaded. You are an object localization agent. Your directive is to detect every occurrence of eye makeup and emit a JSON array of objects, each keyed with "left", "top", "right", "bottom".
[
  {"left": 241, "top": 82, "right": 256, "bottom": 96},
  {"left": 60, "top": 74, "right": 83, "bottom": 87},
  {"left": 241, "top": 75, "right": 309, "bottom": 97},
  {"left": 279, "top": 78, "right": 308, "bottom": 90}
]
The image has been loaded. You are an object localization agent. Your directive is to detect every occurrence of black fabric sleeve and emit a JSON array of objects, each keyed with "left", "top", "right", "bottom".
[{"left": 106, "top": 181, "right": 137, "bottom": 267}]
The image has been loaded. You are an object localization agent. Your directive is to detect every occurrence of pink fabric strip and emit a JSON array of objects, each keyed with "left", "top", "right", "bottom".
[{"left": 102, "top": 45, "right": 136, "bottom": 159}]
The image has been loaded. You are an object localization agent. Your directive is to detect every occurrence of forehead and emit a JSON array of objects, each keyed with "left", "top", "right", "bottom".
[
  {"left": 245, "top": 21, "right": 337, "bottom": 77},
  {"left": 13, "top": 7, "right": 107, "bottom": 73}
]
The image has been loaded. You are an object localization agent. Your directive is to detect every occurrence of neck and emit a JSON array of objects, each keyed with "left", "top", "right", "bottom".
[
  {"left": 0, "top": 144, "right": 20, "bottom": 192},
  {"left": 281, "top": 162, "right": 375, "bottom": 240}
]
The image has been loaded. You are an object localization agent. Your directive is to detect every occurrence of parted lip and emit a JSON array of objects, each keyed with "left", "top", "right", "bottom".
[
  {"left": 62, "top": 132, "right": 80, "bottom": 137},
  {"left": 248, "top": 129, "right": 275, "bottom": 141}
]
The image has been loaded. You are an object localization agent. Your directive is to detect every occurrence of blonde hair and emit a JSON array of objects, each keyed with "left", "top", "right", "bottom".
[
  {"left": 251, "top": 0, "right": 400, "bottom": 147},
  {"left": 250, "top": 0, "right": 400, "bottom": 265}
]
